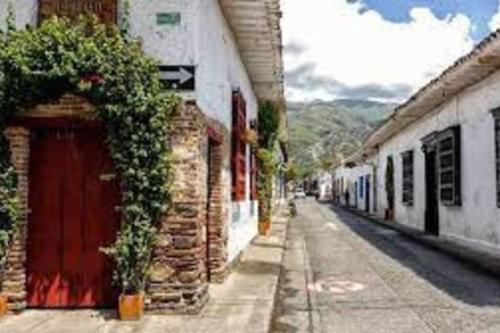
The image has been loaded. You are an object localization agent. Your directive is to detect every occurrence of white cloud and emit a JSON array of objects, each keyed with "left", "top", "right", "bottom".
[
  {"left": 282, "top": 0, "right": 474, "bottom": 102},
  {"left": 490, "top": 2, "right": 500, "bottom": 31}
]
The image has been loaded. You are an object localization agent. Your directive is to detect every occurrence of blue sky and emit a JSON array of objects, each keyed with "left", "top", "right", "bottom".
[
  {"left": 356, "top": 0, "right": 498, "bottom": 40},
  {"left": 283, "top": 1, "right": 500, "bottom": 102}
]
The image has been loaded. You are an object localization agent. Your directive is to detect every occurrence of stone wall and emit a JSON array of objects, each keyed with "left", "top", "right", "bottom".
[
  {"left": 205, "top": 118, "right": 230, "bottom": 283},
  {"left": 0, "top": 97, "right": 233, "bottom": 314},
  {"left": 148, "top": 102, "right": 210, "bottom": 314},
  {"left": 2, "top": 127, "right": 30, "bottom": 312}
]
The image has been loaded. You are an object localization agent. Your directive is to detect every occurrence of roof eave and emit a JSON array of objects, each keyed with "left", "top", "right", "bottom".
[
  {"left": 219, "top": 0, "right": 284, "bottom": 103},
  {"left": 364, "top": 29, "right": 500, "bottom": 151}
]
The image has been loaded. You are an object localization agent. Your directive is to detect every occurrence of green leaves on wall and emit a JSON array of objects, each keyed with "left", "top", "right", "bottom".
[{"left": 0, "top": 16, "right": 178, "bottom": 294}]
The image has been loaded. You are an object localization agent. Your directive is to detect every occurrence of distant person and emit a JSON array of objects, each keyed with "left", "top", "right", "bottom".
[{"left": 345, "top": 190, "right": 350, "bottom": 208}]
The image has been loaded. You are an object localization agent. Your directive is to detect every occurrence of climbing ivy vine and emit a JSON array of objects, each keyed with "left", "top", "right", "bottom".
[
  {"left": 257, "top": 102, "right": 281, "bottom": 222},
  {"left": 0, "top": 17, "right": 178, "bottom": 294}
]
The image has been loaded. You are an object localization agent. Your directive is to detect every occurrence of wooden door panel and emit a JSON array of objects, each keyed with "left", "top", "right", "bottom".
[
  {"left": 61, "top": 130, "right": 85, "bottom": 307},
  {"left": 79, "top": 128, "right": 119, "bottom": 306},
  {"left": 27, "top": 126, "right": 119, "bottom": 308},
  {"left": 27, "top": 130, "right": 65, "bottom": 307}
]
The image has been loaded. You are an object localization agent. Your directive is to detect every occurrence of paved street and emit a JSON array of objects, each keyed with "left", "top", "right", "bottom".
[{"left": 272, "top": 199, "right": 500, "bottom": 333}]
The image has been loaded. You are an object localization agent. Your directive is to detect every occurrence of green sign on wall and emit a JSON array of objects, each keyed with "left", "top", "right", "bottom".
[{"left": 156, "top": 12, "right": 181, "bottom": 26}]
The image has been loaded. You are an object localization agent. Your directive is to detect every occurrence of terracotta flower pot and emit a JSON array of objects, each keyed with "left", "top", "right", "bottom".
[
  {"left": 259, "top": 221, "right": 271, "bottom": 236},
  {"left": 118, "top": 294, "right": 144, "bottom": 321},
  {"left": 0, "top": 294, "right": 8, "bottom": 316}
]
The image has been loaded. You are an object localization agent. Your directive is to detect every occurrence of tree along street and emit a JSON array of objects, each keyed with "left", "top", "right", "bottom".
[{"left": 272, "top": 199, "right": 500, "bottom": 333}]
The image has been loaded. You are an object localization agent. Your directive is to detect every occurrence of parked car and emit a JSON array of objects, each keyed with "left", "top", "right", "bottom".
[{"left": 294, "top": 189, "right": 306, "bottom": 199}]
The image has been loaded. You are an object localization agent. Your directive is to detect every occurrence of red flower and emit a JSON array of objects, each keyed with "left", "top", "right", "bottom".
[{"left": 81, "top": 73, "right": 104, "bottom": 85}]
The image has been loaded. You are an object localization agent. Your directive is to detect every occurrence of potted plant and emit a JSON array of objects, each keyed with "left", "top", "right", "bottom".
[
  {"left": 243, "top": 128, "right": 259, "bottom": 146},
  {"left": 118, "top": 292, "right": 144, "bottom": 321},
  {"left": 258, "top": 221, "right": 270, "bottom": 236},
  {"left": 257, "top": 149, "right": 277, "bottom": 237},
  {"left": 258, "top": 195, "right": 271, "bottom": 236},
  {"left": 0, "top": 263, "right": 7, "bottom": 316},
  {"left": 103, "top": 226, "right": 155, "bottom": 321},
  {"left": 0, "top": 295, "right": 6, "bottom": 316}
]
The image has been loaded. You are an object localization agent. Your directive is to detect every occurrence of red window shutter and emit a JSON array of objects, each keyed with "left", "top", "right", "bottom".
[
  {"left": 250, "top": 148, "right": 258, "bottom": 200},
  {"left": 231, "top": 91, "right": 247, "bottom": 202}
]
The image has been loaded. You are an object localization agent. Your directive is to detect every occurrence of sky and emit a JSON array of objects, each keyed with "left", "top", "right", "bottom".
[{"left": 282, "top": 0, "right": 500, "bottom": 103}]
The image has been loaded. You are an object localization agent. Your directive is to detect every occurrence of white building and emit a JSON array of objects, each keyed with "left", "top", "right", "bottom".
[
  {"left": 317, "top": 171, "right": 333, "bottom": 201},
  {"left": 337, "top": 30, "right": 500, "bottom": 257},
  {"left": 0, "top": 0, "right": 284, "bottom": 313},
  {"left": 333, "top": 155, "right": 375, "bottom": 212}
]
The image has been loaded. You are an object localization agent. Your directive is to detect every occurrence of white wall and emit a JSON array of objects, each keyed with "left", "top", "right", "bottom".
[
  {"left": 317, "top": 172, "right": 332, "bottom": 200},
  {"left": 374, "top": 68, "right": 500, "bottom": 252},
  {"left": 129, "top": 0, "right": 258, "bottom": 129},
  {"left": 334, "top": 164, "right": 374, "bottom": 212},
  {"left": 5, "top": 0, "right": 260, "bottom": 263},
  {"left": 0, "top": 0, "right": 37, "bottom": 29},
  {"left": 129, "top": 0, "right": 259, "bottom": 262}
]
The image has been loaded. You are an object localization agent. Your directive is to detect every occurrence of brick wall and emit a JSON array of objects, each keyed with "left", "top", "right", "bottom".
[
  {"left": 2, "top": 127, "right": 30, "bottom": 312},
  {"left": 148, "top": 102, "right": 210, "bottom": 314},
  {"left": 0, "top": 96, "right": 232, "bottom": 314},
  {"left": 205, "top": 118, "right": 230, "bottom": 283},
  {"left": 1, "top": 94, "right": 94, "bottom": 312}
]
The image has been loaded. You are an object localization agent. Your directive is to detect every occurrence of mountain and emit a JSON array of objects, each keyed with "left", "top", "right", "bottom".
[{"left": 287, "top": 99, "right": 395, "bottom": 174}]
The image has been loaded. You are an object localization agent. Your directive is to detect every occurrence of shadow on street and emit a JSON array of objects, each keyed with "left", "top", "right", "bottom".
[{"left": 328, "top": 204, "right": 500, "bottom": 307}]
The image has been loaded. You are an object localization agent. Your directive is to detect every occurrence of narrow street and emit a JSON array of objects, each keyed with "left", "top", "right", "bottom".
[{"left": 272, "top": 199, "right": 500, "bottom": 333}]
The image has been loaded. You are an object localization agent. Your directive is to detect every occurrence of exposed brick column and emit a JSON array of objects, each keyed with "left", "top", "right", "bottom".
[
  {"left": 147, "top": 102, "right": 209, "bottom": 314},
  {"left": 205, "top": 119, "right": 230, "bottom": 283},
  {"left": 2, "top": 127, "right": 30, "bottom": 312}
]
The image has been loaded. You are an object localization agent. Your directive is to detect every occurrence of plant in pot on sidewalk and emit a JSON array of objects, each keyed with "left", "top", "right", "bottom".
[
  {"left": 257, "top": 148, "right": 278, "bottom": 235},
  {"left": 0, "top": 6, "right": 21, "bottom": 316},
  {"left": 256, "top": 101, "right": 281, "bottom": 235},
  {"left": 102, "top": 222, "right": 156, "bottom": 321},
  {"left": 0, "top": 7, "right": 176, "bottom": 320},
  {"left": 0, "top": 162, "right": 19, "bottom": 316}
]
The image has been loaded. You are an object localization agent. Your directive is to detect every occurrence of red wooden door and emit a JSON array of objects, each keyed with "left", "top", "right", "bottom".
[{"left": 27, "top": 126, "right": 120, "bottom": 308}]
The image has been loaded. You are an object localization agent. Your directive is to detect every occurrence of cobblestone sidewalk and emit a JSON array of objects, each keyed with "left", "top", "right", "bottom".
[{"left": 0, "top": 209, "right": 289, "bottom": 333}]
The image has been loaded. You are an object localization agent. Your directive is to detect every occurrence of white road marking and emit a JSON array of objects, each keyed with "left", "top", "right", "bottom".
[
  {"left": 307, "top": 277, "right": 366, "bottom": 294},
  {"left": 323, "top": 223, "right": 339, "bottom": 231}
]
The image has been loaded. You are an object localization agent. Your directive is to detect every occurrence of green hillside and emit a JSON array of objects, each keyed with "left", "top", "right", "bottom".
[{"left": 288, "top": 99, "right": 395, "bottom": 174}]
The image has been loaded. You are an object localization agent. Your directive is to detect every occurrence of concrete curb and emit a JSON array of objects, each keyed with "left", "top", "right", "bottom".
[
  {"left": 267, "top": 206, "right": 291, "bottom": 333},
  {"left": 335, "top": 205, "right": 500, "bottom": 279}
]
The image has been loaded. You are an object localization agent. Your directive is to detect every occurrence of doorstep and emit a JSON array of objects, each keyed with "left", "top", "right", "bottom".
[
  {"left": 0, "top": 207, "right": 290, "bottom": 333},
  {"left": 337, "top": 205, "right": 500, "bottom": 279}
]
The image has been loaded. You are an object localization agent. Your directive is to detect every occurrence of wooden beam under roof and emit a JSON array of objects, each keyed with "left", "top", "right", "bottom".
[{"left": 219, "top": 0, "right": 284, "bottom": 103}]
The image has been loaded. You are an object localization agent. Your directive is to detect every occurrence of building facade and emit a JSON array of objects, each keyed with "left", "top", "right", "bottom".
[
  {"left": 316, "top": 171, "right": 333, "bottom": 201},
  {"left": 333, "top": 159, "right": 374, "bottom": 212},
  {"left": 0, "top": 0, "right": 284, "bottom": 313},
  {"left": 335, "top": 30, "right": 500, "bottom": 258}
]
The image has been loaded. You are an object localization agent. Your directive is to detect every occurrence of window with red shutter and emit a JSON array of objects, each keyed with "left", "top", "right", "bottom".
[
  {"left": 250, "top": 120, "right": 258, "bottom": 200},
  {"left": 231, "top": 91, "right": 247, "bottom": 201}
]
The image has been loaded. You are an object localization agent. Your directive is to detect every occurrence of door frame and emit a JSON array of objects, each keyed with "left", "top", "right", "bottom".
[
  {"left": 422, "top": 133, "right": 440, "bottom": 236},
  {"left": 11, "top": 116, "right": 102, "bottom": 129},
  {"left": 205, "top": 127, "right": 223, "bottom": 282},
  {"left": 23, "top": 116, "right": 118, "bottom": 308},
  {"left": 365, "top": 175, "right": 370, "bottom": 213}
]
